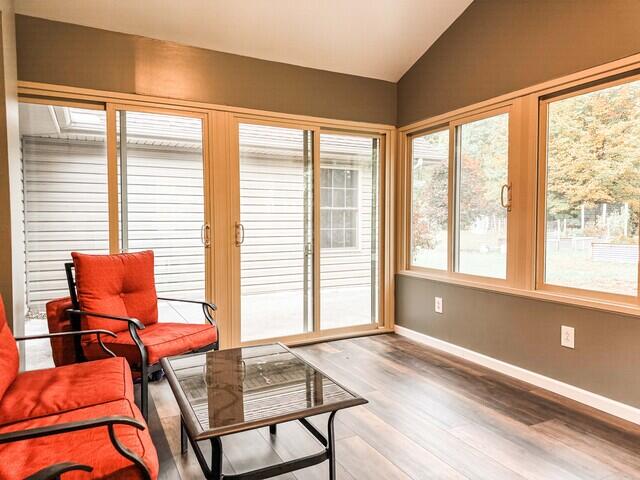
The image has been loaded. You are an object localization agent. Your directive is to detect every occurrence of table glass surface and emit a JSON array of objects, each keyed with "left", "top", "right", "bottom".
[{"left": 165, "top": 344, "right": 359, "bottom": 434}]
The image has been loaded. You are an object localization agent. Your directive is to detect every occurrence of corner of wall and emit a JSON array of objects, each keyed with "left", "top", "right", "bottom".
[{"left": 0, "top": 0, "right": 25, "bottom": 337}]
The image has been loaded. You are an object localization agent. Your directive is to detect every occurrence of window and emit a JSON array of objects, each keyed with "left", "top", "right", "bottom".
[
  {"left": 403, "top": 61, "right": 640, "bottom": 312},
  {"left": 541, "top": 78, "right": 640, "bottom": 297},
  {"left": 320, "top": 168, "right": 359, "bottom": 249},
  {"left": 408, "top": 111, "right": 510, "bottom": 281},
  {"left": 455, "top": 113, "right": 509, "bottom": 279},
  {"left": 20, "top": 103, "right": 109, "bottom": 317},
  {"left": 238, "top": 126, "right": 383, "bottom": 341},
  {"left": 410, "top": 129, "right": 449, "bottom": 270}
]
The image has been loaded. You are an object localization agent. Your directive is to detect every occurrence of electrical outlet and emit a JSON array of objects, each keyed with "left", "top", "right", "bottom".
[
  {"left": 434, "top": 297, "right": 443, "bottom": 314},
  {"left": 561, "top": 326, "right": 575, "bottom": 349}
]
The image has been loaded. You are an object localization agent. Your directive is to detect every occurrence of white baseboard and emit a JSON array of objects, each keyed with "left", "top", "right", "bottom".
[{"left": 394, "top": 325, "right": 640, "bottom": 426}]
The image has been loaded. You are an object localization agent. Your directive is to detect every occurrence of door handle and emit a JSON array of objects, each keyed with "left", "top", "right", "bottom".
[
  {"left": 235, "top": 222, "right": 245, "bottom": 246},
  {"left": 500, "top": 183, "right": 512, "bottom": 212},
  {"left": 201, "top": 224, "right": 211, "bottom": 248}
]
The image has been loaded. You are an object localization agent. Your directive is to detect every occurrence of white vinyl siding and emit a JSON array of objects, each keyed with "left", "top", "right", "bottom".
[
  {"left": 22, "top": 141, "right": 205, "bottom": 314},
  {"left": 121, "top": 144, "right": 205, "bottom": 300},
  {"left": 22, "top": 137, "right": 109, "bottom": 313},
  {"left": 239, "top": 126, "right": 376, "bottom": 295}
]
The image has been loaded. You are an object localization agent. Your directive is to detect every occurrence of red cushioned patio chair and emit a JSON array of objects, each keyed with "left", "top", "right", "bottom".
[
  {"left": 63, "top": 250, "right": 219, "bottom": 420},
  {"left": 0, "top": 296, "right": 158, "bottom": 480}
]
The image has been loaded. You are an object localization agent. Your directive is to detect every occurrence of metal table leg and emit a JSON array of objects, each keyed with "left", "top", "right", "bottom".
[
  {"left": 187, "top": 412, "right": 339, "bottom": 480},
  {"left": 327, "top": 412, "right": 336, "bottom": 480},
  {"left": 211, "top": 436, "right": 223, "bottom": 479},
  {"left": 181, "top": 417, "right": 188, "bottom": 455}
]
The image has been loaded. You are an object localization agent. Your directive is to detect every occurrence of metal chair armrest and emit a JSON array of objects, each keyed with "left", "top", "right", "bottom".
[
  {"left": 0, "top": 416, "right": 151, "bottom": 480},
  {"left": 66, "top": 309, "right": 145, "bottom": 330},
  {"left": 26, "top": 462, "right": 93, "bottom": 480},
  {"left": 157, "top": 297, "right": 218, "bottom": 326},
  {"left": 0, "top": 416, "right": 145, "bottom": 444},
  {"left": 157, "top": 297, "right": 217, "bottom": 310},
  {"left": 15, "top": 329, "right": 119, "bottom": 358},
  {"left": 15, "top": 329, "right": 117, "bottom": 342}
]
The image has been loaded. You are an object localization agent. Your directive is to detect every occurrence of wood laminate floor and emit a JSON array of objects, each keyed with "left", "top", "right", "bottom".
[{"left": 149, "top": 334, "right": 640, "bottom": 480}]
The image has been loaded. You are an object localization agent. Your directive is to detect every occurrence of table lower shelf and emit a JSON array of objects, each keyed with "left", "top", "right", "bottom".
[{"left": 181, "top": 411, "right": 338, "bottom": 480}]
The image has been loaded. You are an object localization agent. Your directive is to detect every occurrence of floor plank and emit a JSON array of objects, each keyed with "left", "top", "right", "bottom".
[{"left": 149, "top": 334, "right": 640, "bottom": 479}]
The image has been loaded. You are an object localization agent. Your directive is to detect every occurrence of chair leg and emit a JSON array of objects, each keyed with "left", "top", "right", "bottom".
[{"left": 140, "top": 363, "right": 149, "bottom": 420}]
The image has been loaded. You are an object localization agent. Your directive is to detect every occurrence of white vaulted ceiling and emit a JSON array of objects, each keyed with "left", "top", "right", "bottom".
[{"left": 15, "top": 0, "right": 471, "bottom": 82}]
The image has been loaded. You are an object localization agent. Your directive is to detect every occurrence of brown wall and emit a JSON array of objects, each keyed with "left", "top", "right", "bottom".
[
  {"left": 396, "top": 276, "right": 640, "bottom": 407},
  {"left": 15, "top": 15, "right": 397, "bottom": 125},
  {"left": 397, "top": 0, "right": 640, "bottom": 126},
  {"left": 395, "top": 0, "right": 640, "bottom": 407}
]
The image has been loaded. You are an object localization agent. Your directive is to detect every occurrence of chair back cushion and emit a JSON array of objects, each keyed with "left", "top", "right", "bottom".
[
  {"left": 46, "top": 297, "right": 82, "bottom": 366},
  {"left": 71, "top": 251, "right": 158, "bottom": 335},
  {"left": 0, "top": 296, "right": 19, "bottom": 400}
]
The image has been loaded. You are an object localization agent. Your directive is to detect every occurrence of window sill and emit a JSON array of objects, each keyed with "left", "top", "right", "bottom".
[{"left": 397, "top": 269, "right": 640, "bottom": 318}]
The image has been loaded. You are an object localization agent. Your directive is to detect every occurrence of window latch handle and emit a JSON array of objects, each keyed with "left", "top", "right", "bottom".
[
  {"left": 201, "top": 223, "right": 211, "bottom": 248},
  {"left": 501, "top": 183, "right": 513, "bottom": 212},
  {"left": 235, "top": 222, "right": 245, "bottom": 246}
]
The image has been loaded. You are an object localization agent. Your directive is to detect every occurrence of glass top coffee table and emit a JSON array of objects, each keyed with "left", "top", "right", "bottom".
[{"left": 161, "top": 343, "right": 367, "bottom": 480}]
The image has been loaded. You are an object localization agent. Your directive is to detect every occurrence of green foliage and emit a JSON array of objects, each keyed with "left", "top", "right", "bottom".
[
  {"left": 411, "top": 115, "right": 509, "bottom": 252},
  {"left": 546, "top": 81, "right": 640, "bottom": 235}
]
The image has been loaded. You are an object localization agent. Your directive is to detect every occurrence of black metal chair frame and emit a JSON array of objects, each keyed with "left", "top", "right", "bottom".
[
  {"left": 64, "top": 262, "right": 220, "bottom": 420},
  {"left": 0, "top": 330, "right": 154, "bottom": 480}
]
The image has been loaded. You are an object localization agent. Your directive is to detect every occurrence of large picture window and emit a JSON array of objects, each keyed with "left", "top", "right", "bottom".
[{"left": 541, "top": 78, "right": 640, "bottom": 298}]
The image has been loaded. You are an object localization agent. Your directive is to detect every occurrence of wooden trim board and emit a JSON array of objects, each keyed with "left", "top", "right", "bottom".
[{"left": 394, "top": 325, "right": 640, "bottom": 425}]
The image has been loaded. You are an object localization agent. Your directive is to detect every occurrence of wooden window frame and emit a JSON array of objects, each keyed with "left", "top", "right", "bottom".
[
  {"left": 398, "top": 53, "right": 640, "bottom": 318},
  {"left": 230, "top": 116, "right": 393, "bottom": 347},
  {"left": 18, "top": 82, "right": 395, "bottom": 348},
  {"left": 403, "top": 104, "right": 518, "bottom": 289},
  {"left": 535, "top": 72, "right": 640, "bottom": 306}
]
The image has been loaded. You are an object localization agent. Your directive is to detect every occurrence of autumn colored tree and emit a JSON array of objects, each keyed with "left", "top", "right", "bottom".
[{"left": 546, "top": 80, "right": 640, "bottom": 237}]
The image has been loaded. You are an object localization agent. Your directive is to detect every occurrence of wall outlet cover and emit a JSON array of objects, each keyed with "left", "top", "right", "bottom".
[
  {"left": 435, "top": 296, "right": 443, "bottom": 314},
  {"left": 561, "top": 325, "right": 575, "bottom": 349}
]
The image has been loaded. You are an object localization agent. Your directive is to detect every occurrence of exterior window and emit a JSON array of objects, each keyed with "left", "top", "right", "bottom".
[
  {"left": 542, "top": 79, "right": 640, "bottom": 297},
  {"left": 320, "top": 168, "right": 359, "bottom": 249},
  {"left": 455, "top": 113, "right": 509, "bottom": 279},
  {"left": 20, "top": 103, "right": 109, "bottom": 317},
  {"left": 411, "top": 130, "right": 449, "bottom": 270}
]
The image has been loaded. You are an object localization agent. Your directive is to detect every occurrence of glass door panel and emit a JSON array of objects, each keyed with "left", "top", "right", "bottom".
[
  {"left": 20, "top": 102, "right": 109, "bottom": 369},
  {"left": 238, "top": 123, "right": 313, "bottom": 342},
  {"left": 319, "top": 133, "right": 380, "bottom": 329},
  {"left": 117, "top": 110, "right": 207, "bottom": 322}
]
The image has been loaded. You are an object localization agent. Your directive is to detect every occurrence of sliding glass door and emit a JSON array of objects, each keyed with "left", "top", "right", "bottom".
[
  {"left": 115, "top": 108, "right": 209, "bottom": 322},
  {"left": 238, "top": 123, "right": 313, "bottom": 341},
  {"left": 319, "top": 133, "right": 380, "bottom": 329},
  {"left": 236, "top": 122, "right": 381, "bottom": 342}
]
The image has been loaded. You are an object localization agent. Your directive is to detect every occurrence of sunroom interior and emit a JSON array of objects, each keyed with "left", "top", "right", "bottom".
[{"left": 1, "top": 1, "right": 640, "bottom": 479}]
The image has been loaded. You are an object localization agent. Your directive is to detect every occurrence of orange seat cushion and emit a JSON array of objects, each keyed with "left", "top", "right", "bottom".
[
  {"left": 0, "top": 398, "right": 158, "bottom": 480},
  {"left": 0, "top": 297, "right": 18, "bottom": 399},
  {"left": 84, "top": 322, "right": 218, "bottom": 366},
  {"left": 72, "top": 250, "right": 159, "bottom": 336},
  {"left": 0, "top": 357, "right": 134, "bottom": 427}
]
